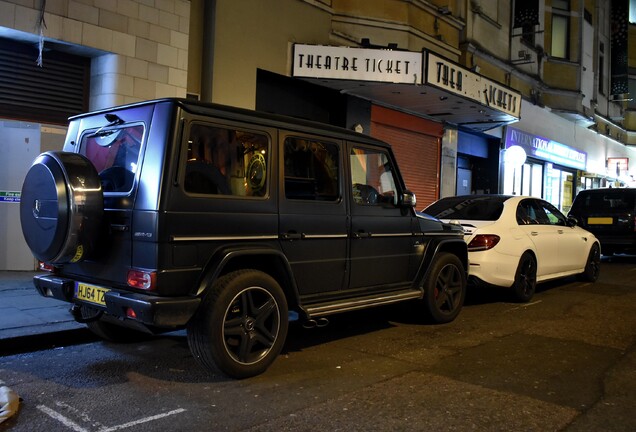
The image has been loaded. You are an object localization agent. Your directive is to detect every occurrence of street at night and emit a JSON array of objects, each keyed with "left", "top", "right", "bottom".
[{"left": 1, "top": 256, "right": 634, "bottom": 431}]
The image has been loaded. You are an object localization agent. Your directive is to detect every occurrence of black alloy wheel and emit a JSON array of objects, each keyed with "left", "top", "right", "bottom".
[
  {"left": 423, "top": 252, "right": 467, "bottom": 324},
  {"left": 512, "top": 252, "right": 537, "bottom": 302},
  {"left": 187, "top": 269, "right": 288, "bottom": 379},
  {"left": 578, "top": 243, "right": 601, "bottom": 282}
]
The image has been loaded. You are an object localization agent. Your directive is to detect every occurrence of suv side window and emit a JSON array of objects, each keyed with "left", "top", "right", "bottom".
[
  {"left": 185, "top": 123, "right": 269, "bottom": 197},
  {"left": 80, "top": 124, "right": 144, "bottom": 193},
  {"left": 350, "top": 147, "right": 398, "bottom": 206},
  {"left": 284, "top": 137, "right": 339, "bottom": 201}
]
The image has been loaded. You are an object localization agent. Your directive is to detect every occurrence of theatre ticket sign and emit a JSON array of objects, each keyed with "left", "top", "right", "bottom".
[
  {"left": 424, "top": 52, "right": 520, "bottom": 118},
  {"left": 292, "top": 44, "right": 521, "bottom": 121},
  {"left": 292, "top": 44, "right": 422, "bottom": 84}
]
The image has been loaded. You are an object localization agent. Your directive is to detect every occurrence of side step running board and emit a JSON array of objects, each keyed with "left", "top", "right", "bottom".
[{"left": 304, "top": 289, "right": 423, "bottom": 318}]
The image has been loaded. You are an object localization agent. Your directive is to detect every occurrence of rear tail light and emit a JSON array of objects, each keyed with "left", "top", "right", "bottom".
[
  {"left": 38, "top": 261, "right": 57, "bottom": 273},
  {"left": 467, "top": 234, "right": 501, "bottom": 251},
  {"left": 127, "top": 269, "right": 157, "bottom": 290}
]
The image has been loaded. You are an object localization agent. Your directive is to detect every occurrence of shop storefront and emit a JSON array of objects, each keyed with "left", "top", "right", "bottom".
[
  {"left": 285, "top": 44, "right": 521, "bottom": 205},
  {"left": 502, "top": 127, "right": 587, "bottom": 212},
  {"left": 456, "top": 130, "right": 500, "bottom": 195},
  {"left": 370, "top": 105, "right": 443, "bottom": 205}
]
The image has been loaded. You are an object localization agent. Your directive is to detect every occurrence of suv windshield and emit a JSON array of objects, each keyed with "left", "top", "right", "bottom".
[{"left": 80, "top": 124, "right": 144, "bottom": 193}]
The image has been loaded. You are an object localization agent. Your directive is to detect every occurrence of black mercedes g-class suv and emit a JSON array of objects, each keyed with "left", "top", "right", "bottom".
[{"left": 20, "top": 98, "right": 467, "bottom": 378}]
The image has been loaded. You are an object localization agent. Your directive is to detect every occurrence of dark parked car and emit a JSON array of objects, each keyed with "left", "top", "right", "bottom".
[
  {"left": 569, "top": 188, "right": 636, "bottom": 255},
  {"left": 20, "top": 98, "right": 468, "bottom": 378}
]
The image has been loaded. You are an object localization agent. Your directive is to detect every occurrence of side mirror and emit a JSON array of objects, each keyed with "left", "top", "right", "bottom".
[
  {"left": 400, "top": 190, "right": 416, "bottom": 208},
  {"left": 567, "top": 215, "right": 578, "bottom": 227}
]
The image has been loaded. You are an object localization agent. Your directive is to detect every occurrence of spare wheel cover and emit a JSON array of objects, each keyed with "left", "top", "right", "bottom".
[{"left": 20, "top": 151, "right": 103, "bottom": 263}]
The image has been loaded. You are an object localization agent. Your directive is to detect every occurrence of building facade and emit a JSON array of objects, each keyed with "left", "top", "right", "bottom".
[{"left": 1, "top": 0, "right": 636, "bottom": 269}]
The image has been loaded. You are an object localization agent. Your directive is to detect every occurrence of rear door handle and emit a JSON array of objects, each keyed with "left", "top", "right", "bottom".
[
  {"left": 353, "top": 231, "right": 372, "bottom": 239},
  {"left": 530, "top": 231, "right": 538, "bottom": 236},
  {"left": 281, "top": 232, "right": 304, "bottom": 240}
]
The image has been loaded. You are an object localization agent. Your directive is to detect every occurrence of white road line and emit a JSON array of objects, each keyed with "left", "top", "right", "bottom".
[
  {"left": 519, "top": 300, "right": 542, "bottom": 307},
  {"left": 505, "top": 300, "right": 543, "bottom": 312},
  {"left": 99, "top": 408, "right": 187, "bottom": 432},
  {"left": 37, "top": 404, "right": 186, "bottom": 432},
  {"left": 37, "top": 405, "right": 89, "bottom": 432}
]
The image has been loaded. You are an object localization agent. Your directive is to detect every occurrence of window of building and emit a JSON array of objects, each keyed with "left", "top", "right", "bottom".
[
  {"left": 599, "top": 43, "right": 605, "bottom": 95},
  {"left": 284, "top": 137, "right": 340, "bottom": 201},
  {"left": 513, "top": 0, "right": 540, "bottom": 47},
  {"left": 551, "top": 1, "right": 570, "bottom": 59}
]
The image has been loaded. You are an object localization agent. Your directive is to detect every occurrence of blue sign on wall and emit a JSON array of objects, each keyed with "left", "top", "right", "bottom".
[
  {"left": 0, "top": 191, "right": 20, "bottom": 203},
  {"left": 505, "top": 127, "right": 587, "bottom": 170}
]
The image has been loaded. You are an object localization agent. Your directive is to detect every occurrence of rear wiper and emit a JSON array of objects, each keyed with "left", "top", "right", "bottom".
[{"left": 90, "top": 114, "right": 126, "bottom": 145}]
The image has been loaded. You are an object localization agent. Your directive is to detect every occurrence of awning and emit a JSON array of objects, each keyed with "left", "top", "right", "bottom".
[{"left": 292, "top": 45, "right": 521, "bottom": 132}]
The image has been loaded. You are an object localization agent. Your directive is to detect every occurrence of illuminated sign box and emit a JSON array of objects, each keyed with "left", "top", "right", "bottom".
[
  {"left": 292, "top": 44, "right": 421, "bottom": 84},
  {"left": 505, "top": 127, "right": 587, "bottom": 170},
  {"left": 291, "top": 44, "right": 522, "bottom": 120},
  {"left": 607, "top": 157, "right": 628, "bottom": 174},
  {"left": 424, "top": 52, "right": 521, "bottom": 118}
]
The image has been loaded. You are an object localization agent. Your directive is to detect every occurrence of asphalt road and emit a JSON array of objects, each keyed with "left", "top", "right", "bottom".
[{"left": 1, "top": 256, "right": 635, "bottom": 431}]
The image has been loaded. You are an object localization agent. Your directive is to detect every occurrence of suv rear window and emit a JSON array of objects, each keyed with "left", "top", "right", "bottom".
[
  {"left": 81, "top": 124, "right": 143, "bottom": 193},
  {"left": 573, "top": 191, "right": 635, "bottom": 212}
]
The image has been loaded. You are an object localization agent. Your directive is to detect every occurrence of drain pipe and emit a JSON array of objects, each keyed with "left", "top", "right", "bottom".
[{"left": 200, "top": 0, "right": 216, "bottom": 102}]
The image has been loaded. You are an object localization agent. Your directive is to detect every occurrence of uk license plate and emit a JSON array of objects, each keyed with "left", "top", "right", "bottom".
[
  {"left": 588, "top": 217, "right": 613, "bottom": 225},
  {"left": 75, "top": 282, "right": 109, "bottom": 306}
]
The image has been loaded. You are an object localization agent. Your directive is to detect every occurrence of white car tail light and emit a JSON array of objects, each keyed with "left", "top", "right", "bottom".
[{"left": 467, "top": 234, "right": 501, "bottom": 251}]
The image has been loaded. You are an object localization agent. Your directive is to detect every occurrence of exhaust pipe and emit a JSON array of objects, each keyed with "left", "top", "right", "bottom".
[
  {"left": 70, "top": 304, "right": 103, "bottom": 323},
  {"left": 302, "top": 317, "right": 329, "bottom": 329}
]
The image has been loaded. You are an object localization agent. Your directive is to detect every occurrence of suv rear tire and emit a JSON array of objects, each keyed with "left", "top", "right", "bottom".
[{"left": 187, "top": 269, "right": 289, "bottom": 378}]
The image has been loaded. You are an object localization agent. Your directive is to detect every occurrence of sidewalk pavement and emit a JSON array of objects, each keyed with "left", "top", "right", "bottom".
[{"left": 0, "top": 271, "right": 86, "bottom": 351}]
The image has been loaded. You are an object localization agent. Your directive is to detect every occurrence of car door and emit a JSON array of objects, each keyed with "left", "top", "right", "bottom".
[
  {"left": 347, "top": 144, "right": 418, "bottom": 290},
  {"left": 537, "top": 199, "right": 589, "bottom": 271},
  {"left": 516, "top": 199, "right": 561, "bottom": 277},
  {"left": 278, "top": 133, "right": 348, "bottom": 297}
]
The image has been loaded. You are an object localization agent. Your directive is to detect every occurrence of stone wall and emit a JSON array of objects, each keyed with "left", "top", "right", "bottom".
[{"left": 0, "top": 0, "right": 190, "bottom": 109}]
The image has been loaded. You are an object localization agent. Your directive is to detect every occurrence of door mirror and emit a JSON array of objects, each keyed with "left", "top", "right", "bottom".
[
  {"left": 400, "top": 190, "right": 416, "bottom": 208},
  {"left": 567, "top": 215, "right": 578, "bottom": 227}
]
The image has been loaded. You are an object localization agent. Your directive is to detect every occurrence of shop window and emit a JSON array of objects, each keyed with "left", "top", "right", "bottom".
[{"left": 284, "top": 137, "right": 340, "bottom": 201}]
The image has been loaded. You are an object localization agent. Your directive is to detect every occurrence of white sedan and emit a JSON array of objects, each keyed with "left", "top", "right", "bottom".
[{"left": 422, "top": 195, "right": 601, "bottom": 302}]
